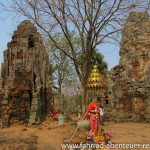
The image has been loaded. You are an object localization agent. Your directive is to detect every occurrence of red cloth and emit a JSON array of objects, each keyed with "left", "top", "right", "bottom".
[
  {"left": 52, "top": 111, "right": 57, "bottom": 121},
  {"left": 88, "top": 101, "right": 100, "bottom": 134},
  {"left": 88, "top": 101, "right": 100, "bottom": 112}
]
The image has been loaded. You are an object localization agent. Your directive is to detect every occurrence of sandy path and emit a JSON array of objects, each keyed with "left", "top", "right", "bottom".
[
  {"left": 0, "top": 121, "right": 150, "bottom": 150},
  {"left": 105, "top": 122, "right": 150, "bottom": 144},
  {"left": 0, "top": 121, "right": 74, "bottom": 150},
  {"left": 37, "top": 121, "right": 74, "bottom": 150}
]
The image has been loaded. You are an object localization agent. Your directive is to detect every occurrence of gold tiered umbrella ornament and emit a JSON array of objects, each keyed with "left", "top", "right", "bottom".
[{"left": 86, "top": 65, "right": 106, "bottom": 90}]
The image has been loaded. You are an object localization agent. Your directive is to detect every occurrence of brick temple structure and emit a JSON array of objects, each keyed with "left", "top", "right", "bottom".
[
  {"left": 0, "top": 21, "right": 52, "bottom": 127},
  {"left": 108, "top": 12, "right": 150, "bottom": 122}
]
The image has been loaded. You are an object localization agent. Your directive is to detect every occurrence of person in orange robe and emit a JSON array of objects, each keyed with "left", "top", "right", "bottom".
[{"left": 88, "top": 97, "right": 100, "bottom": 135}]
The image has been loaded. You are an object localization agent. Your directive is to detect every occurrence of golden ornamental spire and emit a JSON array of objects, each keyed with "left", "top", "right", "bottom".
[{"left": 86, "top": 65, "right": 106, "bottom": 90}]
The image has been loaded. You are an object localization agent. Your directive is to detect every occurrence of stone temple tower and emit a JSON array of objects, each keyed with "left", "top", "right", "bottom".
[
  {"left": 108, "top": 12, "right": 150, "bottom": 122},
  {"left": 0, "top": 20, "right": 52, "bottom": 127}
]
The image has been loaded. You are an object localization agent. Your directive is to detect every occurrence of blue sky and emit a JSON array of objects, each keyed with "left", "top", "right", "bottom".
[
  {"left": 0, "top": 12, "right": 120, "bottom": 70},
  {"left": 99, "top": 44, "right": 120, "bottom": 70},
  {"left": 0, "top": 12, "right": 19, "bottom": 66}
]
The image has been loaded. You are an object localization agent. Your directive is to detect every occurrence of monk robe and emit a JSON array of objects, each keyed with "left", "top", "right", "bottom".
[{"left": 88, "top": 101, "right": 100, "bottom": 135}]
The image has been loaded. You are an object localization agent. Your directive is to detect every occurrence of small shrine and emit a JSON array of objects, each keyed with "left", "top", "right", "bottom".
[
  {"left": 86, "top": 64, "right": 108, "bottom": 107},
  {"left": 69, "top": 65, "right": 112, "bottom": 149}
]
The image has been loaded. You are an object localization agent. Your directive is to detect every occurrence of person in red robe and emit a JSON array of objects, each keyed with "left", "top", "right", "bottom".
[
  {"left": 52, "top": 110, "right": 57, "bottom": 121},
  {"left": 88, "top": 97, "right": 100, "bottom": 135}
]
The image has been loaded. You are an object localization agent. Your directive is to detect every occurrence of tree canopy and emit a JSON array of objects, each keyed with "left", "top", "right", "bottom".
[{"left": 47, "top": 31, "right": 107, "bottom": 94}]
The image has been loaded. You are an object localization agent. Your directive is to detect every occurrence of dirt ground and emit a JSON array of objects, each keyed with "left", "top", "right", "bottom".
[{"left": 0, "top": 118, "right": 150, "bottom": 150}]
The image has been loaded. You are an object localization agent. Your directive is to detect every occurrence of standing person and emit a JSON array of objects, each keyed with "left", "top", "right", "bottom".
[
  {"left": 58, "top": 111, "right": 64, "bottom": 126},
  {"left": 88, "top": 96, "right": 100, "bottom": 135},
  {"left": 77, "top": 107, "right": 81, "bottom": 119},
  {"left": 100, "top": 106, "right": 104, "bottom": 125},
  {"left": 52, "top": 109, "right": 57, "bottom": 121}
]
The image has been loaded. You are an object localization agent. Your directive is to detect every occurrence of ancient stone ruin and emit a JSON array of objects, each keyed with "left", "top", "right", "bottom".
[
  {"left": 108, "top": 12, "right": 150, "bottom": 122},
  {"left": 0, "top": 20, "right": 52, "bottom": 127}
]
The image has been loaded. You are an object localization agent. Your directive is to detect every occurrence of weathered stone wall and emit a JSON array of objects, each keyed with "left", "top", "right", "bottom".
[
  {"left": 108, "top": 12, "right": 150, "bottom": 122},
  {"left": 0, "top": 21, "right": 52, "bottom": 127}
]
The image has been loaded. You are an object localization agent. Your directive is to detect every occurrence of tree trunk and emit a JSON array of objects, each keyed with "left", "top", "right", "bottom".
[
  {"left": 79, "top": 59, "right": 90, "bottom": 113},
  {"left": 58, "top": 81, "right": 62, "bottom": 94},
  {"left": 82, "top": 85, "right": 88, "bottom": 112},
  {"left": 79, "top": 73, "right": 89, "bottom": 113}
]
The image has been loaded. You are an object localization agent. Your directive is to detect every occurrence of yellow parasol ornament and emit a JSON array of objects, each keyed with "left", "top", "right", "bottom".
[{"left": 86, "top": 65, "right": 106, "bottom": 90}]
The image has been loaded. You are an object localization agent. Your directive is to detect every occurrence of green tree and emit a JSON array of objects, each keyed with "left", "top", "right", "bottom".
[
  {"left": 46, "top": 32, "right": 76, "bottom": 94},
  {"left": 91, "top": 49, "right": 108, "bottom": 74},
  {"left": 47, "top": 32, "right": 107, "bottom": 95}
]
